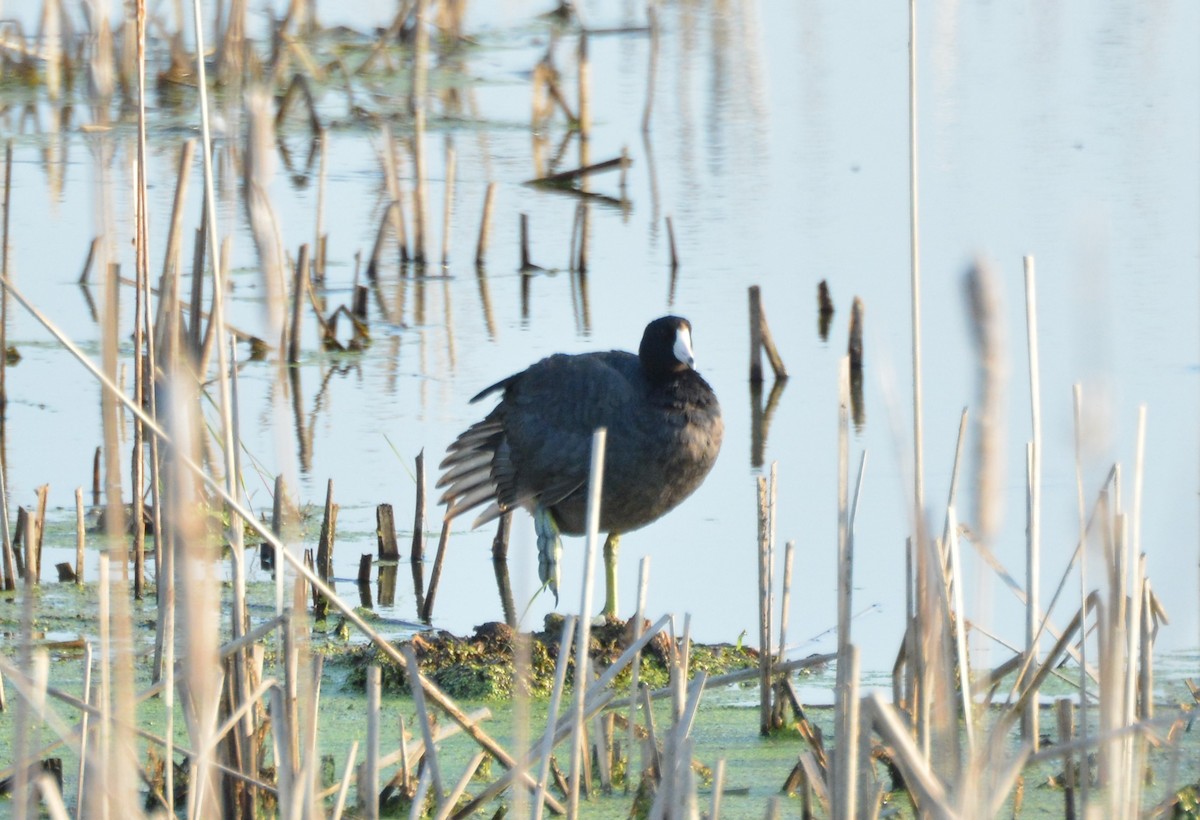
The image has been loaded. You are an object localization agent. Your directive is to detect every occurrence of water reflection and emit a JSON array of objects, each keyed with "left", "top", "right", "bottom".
[{"left": 749, "top": 378, "right": 786, "bottom": 470}]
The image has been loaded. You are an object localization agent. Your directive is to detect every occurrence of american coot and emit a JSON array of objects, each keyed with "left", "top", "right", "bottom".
[{"left": 438, "top": 316, "right": 724, "bottom": 618}]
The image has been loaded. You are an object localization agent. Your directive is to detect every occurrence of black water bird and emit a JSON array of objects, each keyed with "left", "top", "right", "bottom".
[{"left": 438, "top": 316, "right": 724, "bottom": 618}]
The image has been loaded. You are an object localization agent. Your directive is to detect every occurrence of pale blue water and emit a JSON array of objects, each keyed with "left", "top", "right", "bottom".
[{"left": 3, "top": 0, "right": 1197, "bottom": 680}]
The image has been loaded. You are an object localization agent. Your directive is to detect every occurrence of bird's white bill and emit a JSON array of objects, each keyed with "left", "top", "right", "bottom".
[{"left": 674, "top": 325, "right": 696, "bottom": 368}]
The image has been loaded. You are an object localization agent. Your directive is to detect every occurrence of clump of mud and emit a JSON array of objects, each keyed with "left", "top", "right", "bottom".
[{"left": 347, "top": 615, "right": 759, "bottom": 701}]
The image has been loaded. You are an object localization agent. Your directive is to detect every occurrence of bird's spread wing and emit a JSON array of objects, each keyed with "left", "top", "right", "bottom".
[{"left": 439, "top": 351, "right": 639, "bottom": 526}]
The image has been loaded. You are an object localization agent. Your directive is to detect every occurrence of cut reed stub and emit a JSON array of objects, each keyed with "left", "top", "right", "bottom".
[
  {"left": 55, "top": 562, "right": 76, "bottom": 583},
  {"left": 519, "top": 212, "right": 543, "bottom": 272},
  {"left": 376, "top": 503, "right": 400, "bottom": 560},
  {"left": 475, "top": 182, "right": 497, "bottom": 268},
  {"left": 352, "top": 284, "right": 369, "bottom": 320},
  {"left": 847, "top": 296, "right": 864, "bottom": 372},
  {"left": 848, "top": 296, "right": 865, "bottom": 429},
  {"left": 818, "top": 280, "right": 834, "bottom": 341}
]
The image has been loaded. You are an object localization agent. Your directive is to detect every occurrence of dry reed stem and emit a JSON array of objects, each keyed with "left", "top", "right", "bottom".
[
  {"left": 1022, "top": 255, "right": 1042, "bottom": 743},
  {"left": 383, "top": 127, "right": 411, "bottom": 264},
  {"left": 907, "top": 0, "right": 925, "bottom": 516},
  {"left": 868, "top": 692, "right": 951, "bottom": 816},
  {"left": 434, "top": 752, "right": 486, "bottom": 820},
  {"left": 1071, "top": 383, "right": 1091, "bottom": 810},
  {"left": 777, "top": 541, "right": 795, "bottom": 664},
  {"left": 533, "top": 615, "right": 576, "bottom": 820},
  {"left": 421, "top": 520, "right": 451, "bottom": 621},
  {"left": 362, "top": 665, "right": 381, "bottom": 819},
  {"left": 475, "top": 182, "right": 497, "bottom": 267},
  {"left": 756, "top": 474, "right": 772, "bottom": 734},
  {"left": 945, "top": 505, "right": 974, "bottom": 751},
  {"left": 625, "top": 556, "right": 650, "bottom": 785},
  {"left": 577, "top": 33, "right": 591, "bottom": 138},
  {"left": 567, "top": 428, "right": 608, "bottom": 814},
  {"left": 401, "top": 645, "right": 443, "bottom": 799},
  {"left": 331, "top": 739, "right": 360, "bottom": 820},
  {"left": 72, "top": 488, "right": 84, "bottom": 584},
  {"left": 710, "top": 757, "right": 726, "bottom": 819}
]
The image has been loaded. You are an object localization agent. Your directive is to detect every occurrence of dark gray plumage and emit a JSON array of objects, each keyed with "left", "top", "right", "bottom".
[{"left": 438, "top": 316, "right": 723, "bottom": 616}]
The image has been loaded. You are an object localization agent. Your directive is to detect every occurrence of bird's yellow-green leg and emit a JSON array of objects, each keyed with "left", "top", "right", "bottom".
[
  {"left": 535, "top": 507, "right": 563, "bottom": 604},
  {"left": 603, "top": 532, "right": 620, "bottom": 619}
]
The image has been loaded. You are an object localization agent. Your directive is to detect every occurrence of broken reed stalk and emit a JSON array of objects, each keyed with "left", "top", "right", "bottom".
[
  {"left": 569, "top": 202, "right": 585, "bottom": 273},
  {"left": 375, "top": 503, "right": 399, "bottom": 561},
  {"left": 366, "top": 202, "right": 398, "bottom": 281},
  {"left": 1023, "top": 254, "right": 1042, "bottom": 743},
  {"left": 421, "top": 520, "right": 451, "bottom": 621},
  {"left": 412, "top": 450, "right": 426, "bottom": 562},
  {"left": 817, "top": 280, "right": 834, "bottom": 341},
  {"left": 74, "top": 488, "right": 84, "bottom": 584},
  {"left": 384, "top": 129, "right": 410, "bottom": 265},
  {"left": 848, "top": 296, "right": 864, "bottom": 373},
  {"left": 567, "top": 427, "right": 608, "bottom": 817},
  {"left": 576, "top": 201, "right": 590, "bottom": 274},
  {"left": 519, "top": 213, "right": 533, "bottom": 271},
  {"left": 749, "top": 287, "right": 764, "bottom": 383},
  {"left": 525, "top": 155, "right": 632, "bottom": 187},
  {"left": 475, "top": 182, "right": 497, "bottom": 267},
  {"left": 317, "top": 478, "right": 336, "bottom": 581},
  {"left": 756, "top": 474, "right": 772, "bottom": 735},
  {"left": 441, "top": 143, "right": 456, "bottom": 266}
]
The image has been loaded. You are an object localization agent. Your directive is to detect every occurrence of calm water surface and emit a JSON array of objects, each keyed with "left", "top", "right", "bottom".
[{"left": 3, "top": 1, "right": 1198, "bottom": 677}]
